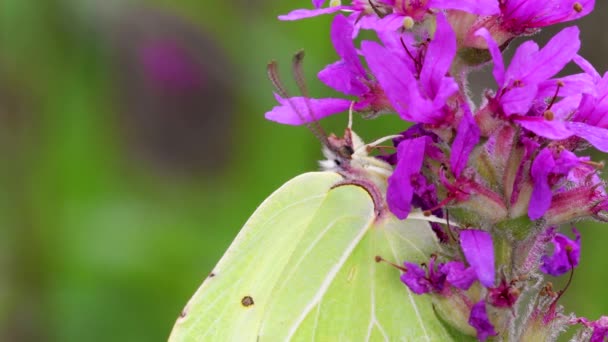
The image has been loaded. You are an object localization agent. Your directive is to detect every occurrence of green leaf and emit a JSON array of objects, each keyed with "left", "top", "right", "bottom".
[{"left": 170, "top": 172, "right": 454, "bottom": 341}]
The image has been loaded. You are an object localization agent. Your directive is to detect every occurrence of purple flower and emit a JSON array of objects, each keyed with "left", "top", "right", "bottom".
[
  {"left": 450, "top": 106, "right": 480, "bottom": 177},
  {"left": 443, "top": 261, "right": 477, "bottom": 290},
  {"left": 487, "top": 279, "right": 519, "bottom": 308},
  {"left": 318, "top": 15, "right": 370, "bottom": 97},
  {"left": 460, "top": 229, "right": 495, "bottom": 287},
  {"left": 476, "top": 26, "right": 580, "bottom": 117},
  {"left": 529, "top": 148, "right": 587, "bottom": 219},
  {"left": 316, "top": 15, "right": 395, "bottom": 115},
  {"left": 265, "top": 93, "right": 351, "bottom": 125},
  {"left": 278, "top": 4, "right": 348, "bottom": 21},
  {"left": 401, "top": 257, "right": 448, "bottom": 294},
  {"left": 468, "top": 301, "right": 498, "bottom": 341},
  {"left": 492, "top": 53, "right": 608, "bottom": 154},
  {"left": 499, "top": 0, "right": 595, "bottom": 34},
  {"left": 401, "top": 262, "right": 432, "bottom": 294},
  {"left": 540, "top": 227, "right": 581, "bottom": 276},
  {"left": 280, "top": 0, "right": 499, "bottom": 29},
  {"left": 362, "top": 13, "right": 458, "bottom": 124},
  {"left": 529, "top": 148, "right": 557, "bottom": 220},
  {"left": 577, "top": 316, "right": 608, "bottom": 342},
  {"left": 387, "top": 137, "right": 426, "bottom": 219}
]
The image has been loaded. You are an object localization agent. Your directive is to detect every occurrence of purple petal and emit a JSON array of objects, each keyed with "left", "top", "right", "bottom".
[
  {"left": 574, "top": 54, "right": 601, "bottom": 82},
  {"left": 400, "top": 262, "right": 431, "bottom": 294},
  {"left": 278, "top": 6, "right": 346, "bottom": 20},
  {"left": 265, "top": 93, "right": 351, "bottom": 125},
  {"left": 468, "top": 301, "right": 497, "bottom": 341},
  {"left": 553, "top": 149, "right": 582, "bottom": 174},
  {"left": 460, "top": 229, "right": 495, "bottom": 287},
  {"left": 514, "top": 117, "right": 574, "bottom": 140},
  {"left": 501, "top": 83, "right": 538, "bottom": 116},
  {"left": 588, "top": 316, "right": 608, "bottom": 342},
  {"left": 506, "top": 41, "right": 539, "bottom": 83},
  {"left": 566, "top": 121, "right": 608, "bottom": 152},
  {"left": 540, "top": 227, "right": 581, "bottom": 276},
  {"left": 516, "top": 27, "right": 580, "bottom": 84},
  {"left": 537, "top": 74, "right": 596, "bottom": 98},
  {"left": 475, "top": 28, "right": 505, "bottom": 85},
  {"left": 362, "top": 40, "right": 449, "bottom": 123},
  {"left": 318, "top": 15, "right": 370, "bottom": 96},
  {"left": 430, "top": 0, "right": 499, "bottom": 14},
  {"left": 420, "top": 13, "right": 456, "bottom": 99},
  {"left": 330, "top": 15, "right": 366, "bottom": 76},
  {"left": 529, "top": 148, "right": 556, "bottom": 219},
  {"left": 362, "top": 41, "right": 422, "bottom": 122},
  {"left": 318, "top": 61, "right": 369, "bottom": 96},
  {"left": 387, "top": 137, "right": 426, "bottom": 219},
  {"left": 358, "top": 13, "right": 406, "bottom": 32},
  {"left": 443, "top": 261, "right": 477, "bottom": 290},
  {"left": 502, "top": 0, "right": 594, "bottom": 28},
  {"left": 450, "top": 107, "right": 480, "bottom": 177}
]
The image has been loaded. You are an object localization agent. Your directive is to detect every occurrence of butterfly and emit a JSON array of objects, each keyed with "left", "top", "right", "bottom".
[{"left": 169, "top": 50, "right": 456, "bottom": 342}]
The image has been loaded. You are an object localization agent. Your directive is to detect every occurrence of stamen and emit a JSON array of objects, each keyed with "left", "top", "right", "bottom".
[
  {"left": 375, "top": 256, "right": 408, "bottom": 272},
  {"left": 423, "top": 196, "right": 453, "bottom": 216},
  {"left": 546, "top": 80, "right": 564, "bottom": 111},
  {"left": 543, "top": 110, "right": 554, "bottom": 121},
  {"left": 400, "top": 37, "right": 422, "bottom": 74},
  {"left": 583, "top": 160, "right": 605, "bottom": 170},
  {"left": 573, "top": 2, "right": 583, "bottom": 13}
]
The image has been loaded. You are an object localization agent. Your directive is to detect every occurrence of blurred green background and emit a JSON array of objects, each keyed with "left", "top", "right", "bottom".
[{"left": 0, "top": 1, "right": 607, "bottom": 341}]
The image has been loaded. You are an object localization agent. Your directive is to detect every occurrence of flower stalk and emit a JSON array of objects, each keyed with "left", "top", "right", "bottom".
[{"left": 266, "top": 0, "right": 606, "bottom": 340}]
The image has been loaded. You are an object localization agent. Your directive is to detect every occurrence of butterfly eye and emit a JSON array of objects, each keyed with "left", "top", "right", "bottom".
[{"left": 336, "top": 145, "right": 354, "bottom": 160}]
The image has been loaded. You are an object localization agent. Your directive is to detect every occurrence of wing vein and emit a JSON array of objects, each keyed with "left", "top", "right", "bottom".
[{"left": 285, "top": 216, "right": 374, "bottom": 340}]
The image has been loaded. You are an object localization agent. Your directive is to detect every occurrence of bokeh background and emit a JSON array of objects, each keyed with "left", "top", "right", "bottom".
[{"left": 0, "top": 1, "right": 607, "bottom": 341}]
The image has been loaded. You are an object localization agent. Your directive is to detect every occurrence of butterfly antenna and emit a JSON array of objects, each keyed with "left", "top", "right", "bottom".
[
  {"left": 267, "top": 58, "right": 328, "bottom": 146},
  {"left": 267, "top": 60, "right": 289, "bottom": 99},
  {"left": 291, "top": 50, "right": 329, "bottom": 146}
]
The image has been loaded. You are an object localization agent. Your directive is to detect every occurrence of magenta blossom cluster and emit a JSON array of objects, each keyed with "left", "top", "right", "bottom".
[{"left": 266, "top": 0, "right": 606, "bottom": 340}]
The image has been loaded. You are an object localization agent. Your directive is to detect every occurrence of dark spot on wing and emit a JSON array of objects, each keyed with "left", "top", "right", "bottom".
[
  {"left": 179, "top": 308, "right": 188, "bottom": 318},
  {"left": 208, "top": 272, "right": 215, "bottom": 278},
  {"left": 241, "top": 296, "right": 254, "bottom": 307}
]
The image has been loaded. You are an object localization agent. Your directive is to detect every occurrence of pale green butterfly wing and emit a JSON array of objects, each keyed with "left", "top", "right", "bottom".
[
  {"left": 258, "top": 187, "right": 452, "bottom": 341},
  {"left": 170, "top": 172, "right": 454, "bottom": 341},
  {"left": 169, "top": 172, "right": 343, "bottom": 341}
]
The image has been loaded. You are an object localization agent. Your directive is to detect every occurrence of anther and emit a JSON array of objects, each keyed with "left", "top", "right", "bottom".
[
  {"left": 402, "top": 16, "right": 414, "bottom": 30},
  {"left": 543, "top": 110, "right": 554, "bottom": 121},
  {"left": 573, "top": 2, "right": 583, "bottom": 13}
]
